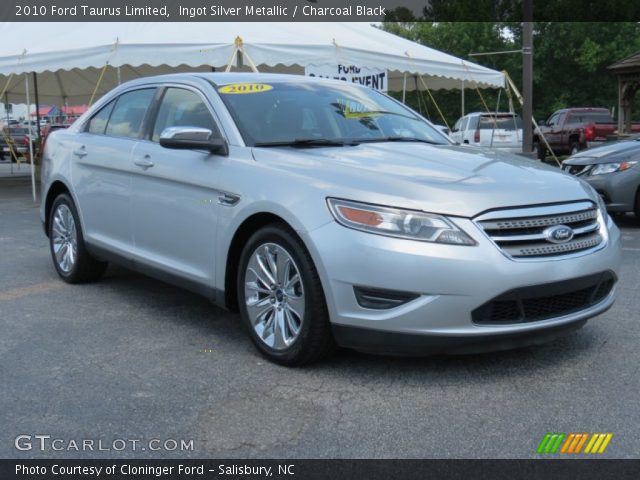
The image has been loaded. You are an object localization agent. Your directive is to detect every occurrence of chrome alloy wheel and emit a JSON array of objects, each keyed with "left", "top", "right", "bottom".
[
  {"left": 244, "top": 243, "right": 305, "bottom": 350},
  {"left": 51, "top": 204, "right": 78, "bottom": 273}
]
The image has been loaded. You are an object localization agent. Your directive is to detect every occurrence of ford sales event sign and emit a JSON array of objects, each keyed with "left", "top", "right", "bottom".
[{"left": 306, "top": 64, "right": 388, "bottom": 92}]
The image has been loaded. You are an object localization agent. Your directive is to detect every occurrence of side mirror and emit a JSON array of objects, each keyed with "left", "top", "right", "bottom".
[
  {"left": 159, "top": 127, "right": 228, "bottom": 155},
  {"left": 537, "top": 120, "right": 546, "bottom": 127}
]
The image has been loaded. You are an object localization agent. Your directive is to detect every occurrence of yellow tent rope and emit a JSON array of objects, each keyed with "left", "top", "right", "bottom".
[
  {"left": 460, "top": 60, "right": 500, "bottom": 131},
  {"left": 88, "top": 63, "right": 109, "bottom": 106},
  {"left": 415, "top": 74, "right": 450, "bottom": 131},
  {"left": 402, "top": 52, "right": 450, "bottom": 130},
  {"left": 88, "top": 39, "right": 119, "bottom": 106},
  {"left": 502, "top": 69, "right": 561, "bottom": 166}
]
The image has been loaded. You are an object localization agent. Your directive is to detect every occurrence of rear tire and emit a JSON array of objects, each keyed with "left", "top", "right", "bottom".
[
  {"left": 49, "top": 194, "right": 108, "bottom": 283},
  {"left": 237, "top": 224, "right": 335, "bottom": 366}
]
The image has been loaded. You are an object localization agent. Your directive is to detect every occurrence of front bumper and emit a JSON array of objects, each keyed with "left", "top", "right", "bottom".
[
  {"left": 302, "top": 216, "right": 621, "bottom": 353},
  {"left": 332, "top": 318, "right": 591, "bottom": 355}
]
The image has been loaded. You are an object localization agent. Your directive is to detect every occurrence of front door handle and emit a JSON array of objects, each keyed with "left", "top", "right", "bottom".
[
  {"left": 73, "top": 146, "right": 87, "bottom": 158},
  {"left": 218, "top": 192, "right": 241, "bottom": 206},
  {"left": 134, "top": 156, "right": 154, "bottom": 169}
]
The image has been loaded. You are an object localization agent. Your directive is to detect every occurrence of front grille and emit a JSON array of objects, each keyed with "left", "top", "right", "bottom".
[
  {"left": 472, "top": 271, "right": 616, "bottom": 325},
  {"left": 476, "top": 201, "right": 604, "bottom": 259}
]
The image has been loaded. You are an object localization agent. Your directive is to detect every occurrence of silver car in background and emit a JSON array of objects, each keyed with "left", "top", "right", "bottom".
[
  {"left": 41, "top": 73, "right": 621, "bottom": 365},
  {"left": 563, "top": 138, "right": 640, "bottom": 219}
]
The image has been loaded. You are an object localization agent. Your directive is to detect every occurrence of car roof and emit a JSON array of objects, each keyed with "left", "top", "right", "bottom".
[
  {"left": 464, "top": 112, "right": 520, "bottom": 117},
  {"left": 120, "top": 72, "right": 361, "bottom": 89},
  {"left": 559, "top": 108, "right": 610, "bottom": 113}
]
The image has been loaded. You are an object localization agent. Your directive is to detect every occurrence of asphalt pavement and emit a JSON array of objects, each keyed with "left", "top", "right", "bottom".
[{"left": 1, "top": 174, "right": 639, "bottom": 459}]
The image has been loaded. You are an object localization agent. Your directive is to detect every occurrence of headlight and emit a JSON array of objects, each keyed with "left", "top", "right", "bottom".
[
  {"left": 327, "top": 198, "right": 476, "bottom": 245},
  {"left": 590, "top": 161, "right": 637, "bottom": 175}
]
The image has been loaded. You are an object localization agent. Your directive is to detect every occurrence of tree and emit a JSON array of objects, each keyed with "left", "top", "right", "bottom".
[{"left": 382, "top": 21, "right": 640, "bottom": 125}]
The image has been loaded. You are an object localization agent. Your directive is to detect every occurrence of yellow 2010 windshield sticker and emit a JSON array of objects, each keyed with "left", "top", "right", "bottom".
[{"left": 218, "top": 83, "right": 273, "bottom": 94}]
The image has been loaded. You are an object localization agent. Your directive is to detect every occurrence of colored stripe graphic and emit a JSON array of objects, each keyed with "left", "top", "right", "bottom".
[
  {"left": 537, "top": 433, "right": 552, "bottom": 454},
  {"left": 585, "top": 433, "right": 614, "bottom": 454},
  {"left": 538, "top": 433, "right": 613, "bottom": 454},
  {"left": 560, "top": 433, "right": 575, "bottom": 453},
  {"left": 537, "top": 433, "right": 566, "bottom": 454},
  {"left": 574, "top": 433, "right": 589, "bottom": 453}
]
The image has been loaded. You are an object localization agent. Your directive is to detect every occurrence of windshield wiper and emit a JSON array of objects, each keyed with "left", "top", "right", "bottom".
[
  {"left": 254, "top": 138, "right": 359, "bottom": 148},
  {"left": 359, "top": 136, "right": 443, "bottom": 145}
]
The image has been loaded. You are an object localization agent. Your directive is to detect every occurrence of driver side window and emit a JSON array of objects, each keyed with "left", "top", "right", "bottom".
[{"left": 152, "top": 88, "right": 217, "bottom": 142}]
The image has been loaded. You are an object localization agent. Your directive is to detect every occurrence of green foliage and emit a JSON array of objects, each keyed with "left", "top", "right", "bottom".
[{"left": 381, "top": 21, "right": 640, "bottom": 125}]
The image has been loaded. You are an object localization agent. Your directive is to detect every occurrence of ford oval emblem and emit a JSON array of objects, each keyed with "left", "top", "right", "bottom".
[{"left": 543, "top": 224, "right": 574, "bottom": 244}]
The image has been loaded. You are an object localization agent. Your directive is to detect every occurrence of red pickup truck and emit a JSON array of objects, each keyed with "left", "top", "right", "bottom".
[{"left": 533, "top": 107, "right": 640, "bottom": 160}]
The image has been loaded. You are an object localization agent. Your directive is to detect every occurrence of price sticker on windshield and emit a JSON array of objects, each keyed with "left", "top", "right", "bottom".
[{"left": 218, "top": 83, "right": 273, "bottom": 94}]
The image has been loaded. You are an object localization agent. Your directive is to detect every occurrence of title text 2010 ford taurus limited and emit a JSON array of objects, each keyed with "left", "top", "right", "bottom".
[{"left": 40, "top": 73, "right": 622, "bottom": 365}]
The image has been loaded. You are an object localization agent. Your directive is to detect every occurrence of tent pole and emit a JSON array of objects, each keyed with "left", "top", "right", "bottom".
[
  {"left": 402, "top": 73, "right": 407, "bottom": 104},
  {"left": 25, "top": 74, "right": 36, "bottom": 202},
  {"left": 5, "top": 92, "right": 12, "bottom": 175},
  {"left": 32, "top": 72, "right": 41, "bottom": 142},
  {"left": 461, "top": 80, "right": 465, "bottom": 117}
]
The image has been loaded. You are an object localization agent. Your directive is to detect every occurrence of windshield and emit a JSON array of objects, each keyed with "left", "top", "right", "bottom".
[
  {"left": 215, "top": 81, "right": 449, "bottom": 146},
  {"left": 478, "top": 114, "right": 522, "bottom": 130}
]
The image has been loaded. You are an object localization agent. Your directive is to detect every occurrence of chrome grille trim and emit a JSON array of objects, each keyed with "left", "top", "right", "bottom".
[
  {"left": 490, "top": 222, "right": 599, "bottom": 242},
  {"left": 474, "top": 202, "right": 605, "bottom": 260},
  {"left": 501, "top": 233, "right": 602, "bottom": 257},
  {"left": 480, "top": 209, "right": 597, "bottom": 231}
]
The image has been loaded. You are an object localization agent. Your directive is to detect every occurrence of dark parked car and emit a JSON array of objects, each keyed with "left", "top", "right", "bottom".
[
  {"left": 0, "top": 127, "right": 31, "bottom": 161},
  {"left": 563, "top": 138, "right": 640, "bottom": 218}
]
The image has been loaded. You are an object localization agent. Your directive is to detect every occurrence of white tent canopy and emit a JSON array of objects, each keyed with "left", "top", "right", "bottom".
[{"left": 0, "top": 22, "right": 504, "bottom": 105}]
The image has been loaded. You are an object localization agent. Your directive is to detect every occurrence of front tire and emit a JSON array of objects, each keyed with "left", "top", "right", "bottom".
[
  {"left": 237, "top": 224, "right": 335, "bottom": 366},
  {"left": 49, "top": 194, "right": 107, "bottom": 283},
  {"left": 634, "top": 187, "right": 640, "bottom": 221}
]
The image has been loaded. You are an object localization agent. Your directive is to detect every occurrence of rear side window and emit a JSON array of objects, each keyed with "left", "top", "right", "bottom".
[
  {"left": 151, "top": 88, "right": 217, "bottom": 142},
  {"left": 105, "top": 89, "right": 155, "bottom": 139},
  {"left": 467, "top": 116, "right": 479, "bottom": 130},
  {"left": 568, "top": 112, "right": 613, "bottom": 124},
  {"left": 87, "top": 100, "right": 115, "bottom": 135}
]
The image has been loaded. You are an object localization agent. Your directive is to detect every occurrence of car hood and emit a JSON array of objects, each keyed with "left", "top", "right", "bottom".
[
  {"left": 564, "top": 140, "right": 640, "bottom": 166},
  {"left": 252, "top": 142, "right": 596, "bottom": 218}
]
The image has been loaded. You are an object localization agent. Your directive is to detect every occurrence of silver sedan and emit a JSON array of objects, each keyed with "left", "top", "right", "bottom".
[{"left": 40, "top": 73, "right": 622, "bottom": 365}]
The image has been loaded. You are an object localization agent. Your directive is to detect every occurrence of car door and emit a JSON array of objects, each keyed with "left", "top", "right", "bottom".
[
  {"left": 129, "top": 86, "right": 226, "bottom": 290},
  {"left": 71, "top": 88, "right": 156, "bottom": 255},
  {"left": 545, "top": 112, "right": 564, "bottom": 150},
  {"left": 450, "top": 118, "right": 462, "bottom": 143},
  {"left": 463, "top": 116, "right": 475, "bottom": 144}
]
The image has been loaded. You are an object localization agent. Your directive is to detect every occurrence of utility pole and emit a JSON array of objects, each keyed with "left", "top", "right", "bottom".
[{"left": 522, "top": 0, "right": 533, "bottom": 154}]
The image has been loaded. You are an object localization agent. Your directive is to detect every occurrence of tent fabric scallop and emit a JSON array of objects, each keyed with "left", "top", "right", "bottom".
[{"left": 0, "top": 22, "right": 505, "bottom": 104}]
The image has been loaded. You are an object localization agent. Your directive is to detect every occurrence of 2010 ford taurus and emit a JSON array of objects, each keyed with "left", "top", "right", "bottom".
[{"left": 40, "top": 73, "right": 622, "bottom": 365}]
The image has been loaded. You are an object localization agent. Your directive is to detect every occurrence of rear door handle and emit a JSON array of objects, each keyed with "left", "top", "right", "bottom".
[
  {"left": 73, "top": 146, "right": 87, "bottom": 158},
  {"left": 134, "top": 155, "right": 154, "bottom": 169}
]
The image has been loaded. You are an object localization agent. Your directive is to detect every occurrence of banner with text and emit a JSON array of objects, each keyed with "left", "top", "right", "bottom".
[{"left": 305, "top": 64, "right": 388, "bottom": 92}]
